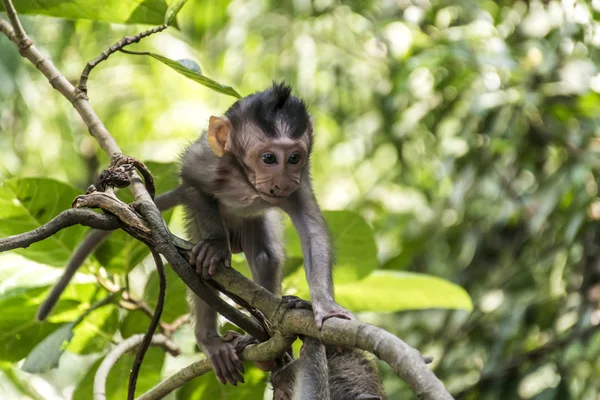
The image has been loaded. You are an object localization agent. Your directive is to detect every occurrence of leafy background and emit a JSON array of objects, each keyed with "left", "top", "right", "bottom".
[{"left": 0, "top": 0, "right": 599, "bottom": 399}]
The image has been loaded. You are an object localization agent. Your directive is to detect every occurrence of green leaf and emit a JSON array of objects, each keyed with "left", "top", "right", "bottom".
[
  {"left": 333, "top": 271, "right": 473, "bottom": 313},
  {"left": 21, "top": 322, "right": 75, "bottom": 373},
  {"left": 0, "top": 260, "right": 99, "bottom": 362},
  {"left": 0, "top": 0, "right": 171, "bottom": 25},
  {"left": 144, "top": 264, "right": 189, "bottom": 323},
  {"left": 284, "top": 211, "right": 378, "bottom": 283},
  {"left": 134, "top": 52, "right": 241, "bottom": 98},
  {"left": 67, "top": 305, "right": 120, "bottom": 354},
  {"left": 94, "top": 162, "right": 178, "bottom": 272},
  {"left": 0, "top": 178, "right": 90, "bottom": 266},
  {"left": 120, "top": 311, "right": 149, "bottom": 338},
  {"left": 0, "top": 284, "right": 62, "bottom": 362},
  {"left": 176, "top": 363, "right": 266, "bottom": 399},
  {"left": 165, "top": 0, "right": 188, "bottom": 25},
  {"left": 73, "top": 347, "right": 165, "bottom": 399}
]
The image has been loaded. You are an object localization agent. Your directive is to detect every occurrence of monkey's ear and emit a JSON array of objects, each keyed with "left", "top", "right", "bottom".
[{"left": 208, "top": 116, "right": 232, "bottom": 157}]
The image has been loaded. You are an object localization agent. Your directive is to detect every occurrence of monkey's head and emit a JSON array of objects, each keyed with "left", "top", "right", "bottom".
[{"left": 207, "top": 82, "right": 312, "bottom": 205}]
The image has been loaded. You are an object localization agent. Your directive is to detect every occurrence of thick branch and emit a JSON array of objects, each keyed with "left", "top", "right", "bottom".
[
  {"left": 133, "top": 200, "right": 270, "bottom": 341},
  {"left": 93, "top": 334, "right": 179, "bottom": 400},
  {"left": 0, "top": 209, "right": 119, "bottom": 252}
]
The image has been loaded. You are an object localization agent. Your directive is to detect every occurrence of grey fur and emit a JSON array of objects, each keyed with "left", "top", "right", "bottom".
[{"left": 270, "top": 337, "right": 386, "bottom": 400}]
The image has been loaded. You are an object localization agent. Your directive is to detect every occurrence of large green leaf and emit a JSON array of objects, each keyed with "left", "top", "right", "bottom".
[
  {"left": 73, "top": 347, "right": 165, "bottom": 399},
  {"left": 67, "top": 305, "right": 120, "bottom": 354},
  {"left": 0, "top": 178, "right": 90, "bottom": 266},
  {"left": 21, "top": 322, "right": 75, "bottom": 373},
  {"left": 176, "top": 363, "right": 267, "bottom": 399},
  {"left": 284, "top": 210, "right": 379, "bottom": 284},
  {"left": 94, "top": 162, "right": 178, "bottom": 272},
  {"left": 333, "top": 271, "right": 473, "bottom": 313},
  {"left": 0, "top": 259, "right": 99, "bottom": 362},
  {"left": 127, "top": 52, "right": 241, "bottom": 98},
  {"left": 0, "top": 0, "right": 170, "bottom": 25}
]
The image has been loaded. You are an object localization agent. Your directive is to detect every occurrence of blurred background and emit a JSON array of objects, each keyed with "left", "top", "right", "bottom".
[{"left": 1, "top": 0, "right": 600, "bottom": 399}]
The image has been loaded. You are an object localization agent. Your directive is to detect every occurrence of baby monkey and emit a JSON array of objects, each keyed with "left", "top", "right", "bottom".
[{"left": 180, "top": 82, "right": 352, "bottom": 385}]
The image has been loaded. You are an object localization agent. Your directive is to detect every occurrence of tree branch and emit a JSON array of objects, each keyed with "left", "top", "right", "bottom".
[
  {"left": 0, "top": 209, "right": 119, "bottom": 252},
  {"left": 78, "top": 24, "right": 168, "bottom": 95},
  {"left": 128, "top": 251, "right": 166, "bottom": 400},
  {"left": 93, "top": 334, "right": 179, "bottom": 400}
]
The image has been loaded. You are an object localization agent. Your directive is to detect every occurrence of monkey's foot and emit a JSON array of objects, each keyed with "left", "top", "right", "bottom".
[
  {"left": 201, "top": 334, "right": 245, "bottom": 385},
  {"left": 189, "top": 239, "right": 231, "bottom": 280},
  {"left": 313, "top": 300, "right": 353, "bottom": 330},
  {"left": 223, "top": 331, "right": 277, "bottom": 372},
  {"left": 282, "top": 295, "right": 312, "bottom": 310}
]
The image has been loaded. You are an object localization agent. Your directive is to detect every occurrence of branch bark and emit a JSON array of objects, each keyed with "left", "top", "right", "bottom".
[{"left": 0, "top": 209, "right": 119, "bottom": 252}]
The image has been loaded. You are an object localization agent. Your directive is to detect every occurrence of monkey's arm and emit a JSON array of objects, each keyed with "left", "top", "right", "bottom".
[
  {"left": 36, "top": 187, "right": 182, "bottom": 321},
  {"left": 181, "top": 183, "right": 231, "bottom": 279},
  {"left": 293, "top": 337, "right": 330, "bottom": 400},
  {"left": 282, "top": 178, "right": 353, "bottom": 328}
]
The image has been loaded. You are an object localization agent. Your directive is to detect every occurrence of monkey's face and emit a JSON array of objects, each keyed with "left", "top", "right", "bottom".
[{"left": 243, "top": 138, "right": 308, "bottom": 205}]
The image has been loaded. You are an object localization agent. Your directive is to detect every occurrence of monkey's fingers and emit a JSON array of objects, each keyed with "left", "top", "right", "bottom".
[
  {"left": 314, "top": 303, "right": 353, "bottom": 329},
  {"left": 218, "top": 349, "right": 244, "bottom": 385},
  {"left": 208, "top": 258, "right": 219, "bottom": 276},
  {"left": 212, "top": 357, "right": 228, "bottom": 385},
  {"left": 227, "top": 347, "right": 246, "bottom": 383},
  {"left": 189, "top": 243, "right": 202, "bottom": 266}
]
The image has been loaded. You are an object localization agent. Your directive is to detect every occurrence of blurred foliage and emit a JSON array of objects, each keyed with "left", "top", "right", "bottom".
[{"left": 1, "top": 0, "right": 600, "bottom": 399}]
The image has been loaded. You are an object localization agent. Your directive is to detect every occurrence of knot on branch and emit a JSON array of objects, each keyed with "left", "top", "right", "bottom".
[
  {"left": 72, "top": 191, "right": 152, "bottom": 239},
  {"left": 95, "top": 165, "right": 132, "bottom": 192},
  {"left": 110, "top": 154, "right": 156, "bottom": 198},
  {"left": 17, "top": 37, "right": 32, "bottom": 55}
]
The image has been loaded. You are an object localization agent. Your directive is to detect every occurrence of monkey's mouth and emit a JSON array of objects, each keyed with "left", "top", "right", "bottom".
[{"left": 259, "top": 192, "right": 287, "bottom": 204}]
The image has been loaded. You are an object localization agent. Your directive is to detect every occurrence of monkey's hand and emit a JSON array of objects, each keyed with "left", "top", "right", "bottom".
[
  {"left": 282, "top": 295, "right": 312, "bottom": 310},
  {"left": 223, "top": 331, "right": 277, "bottom": 372},
  {"left": 189, "top": 238, "right": 231, "bottom": 280},
  {"left": 201, "top": 333, "right": 245, "bottom": 385},
  {"left": 313, "top": 299, "right": 353, "bottom": 330}
]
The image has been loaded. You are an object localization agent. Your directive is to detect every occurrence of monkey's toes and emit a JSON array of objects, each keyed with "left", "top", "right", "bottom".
[
  {"left": 314, "top": 302, "right": 354, "bottom": 329},
  {"left": 282, "top": 295, "right": 312, "bottom": 310},
  {"left": 207, "top": 342, "right": 245, "bottom": 385}
]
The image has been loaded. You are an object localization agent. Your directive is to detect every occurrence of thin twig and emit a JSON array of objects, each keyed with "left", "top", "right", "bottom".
[
  {"left": 128, "top": 251, "right": 167, "bottom": 400},
  {"left": 93, "top": 334, "right": 179, "bottom": 400},
  {"left": 1, "top": 0, "right": 29, "bottom": 48},
  {"left": 78, "top": 24, "right": 168, "bottom": 95}
]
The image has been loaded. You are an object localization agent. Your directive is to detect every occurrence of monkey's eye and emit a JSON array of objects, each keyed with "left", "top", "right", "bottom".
[
  {"left": 287, "top": 153, "right": 301, "bottom": 165},
  {"left": 261, "top": 153, "right": 277, "bottom": 165}
]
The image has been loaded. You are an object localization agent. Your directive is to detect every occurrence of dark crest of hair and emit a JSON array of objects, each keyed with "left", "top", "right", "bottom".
[{"left": 225, "top": 81, "right": 311, "bottom": 139}]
